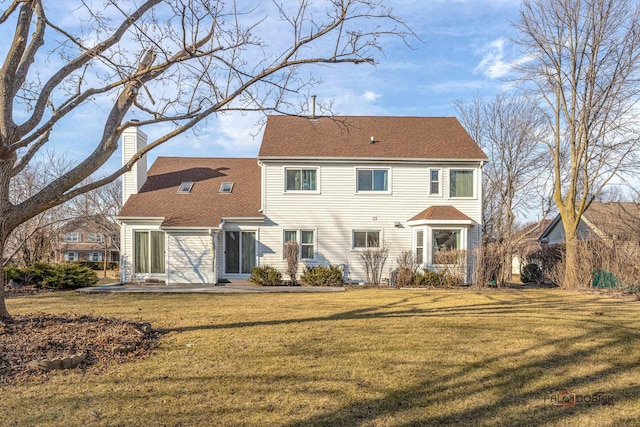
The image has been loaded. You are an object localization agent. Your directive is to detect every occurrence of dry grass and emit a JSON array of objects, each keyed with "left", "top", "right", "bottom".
[{"left": 3, "top": 289, "right": 640, "bottom": 426}]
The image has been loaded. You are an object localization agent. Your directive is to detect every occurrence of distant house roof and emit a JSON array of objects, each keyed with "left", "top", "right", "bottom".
[
  {"left": 258, "top": 115, "right": 488, "bottom": 161},
  {"left": 539, "top": 202, "right": 640, "bottom": 243},
  {"left": 118, "top": 157, "right": 262, "bottom": 227}
]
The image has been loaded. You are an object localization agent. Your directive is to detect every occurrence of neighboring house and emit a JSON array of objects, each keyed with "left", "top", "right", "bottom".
[
  {"left": 511, "top": 219, "right": 553, "bottom": 276},
  {"left": 117, "top": 115, "right": 488, "bottom": 285},
  {"left": 539, "top": 202, "right": 640, "bottom": 246},
  {"left": 59, "top": 218, "right": 120, "bottom": 263}
]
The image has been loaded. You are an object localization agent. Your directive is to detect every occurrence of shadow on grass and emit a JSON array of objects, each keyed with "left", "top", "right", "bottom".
[{"left": 161, "top": 292, "right": 640, "bottom": 425}]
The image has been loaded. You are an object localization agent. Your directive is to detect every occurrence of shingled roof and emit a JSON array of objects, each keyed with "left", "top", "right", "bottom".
[
  {"left": 408, "top": 206, "right": 473, "bottom": 222},
  {"left": 258, "top": 115, "right": 488, "bottom": 161},
  {"left": 118, "top": 157, "right": 261, "bottom": 227}
]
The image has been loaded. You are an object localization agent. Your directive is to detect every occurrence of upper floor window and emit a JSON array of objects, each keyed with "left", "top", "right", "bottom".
[
  {"left": 357, "top": 169, "right": 388, "bottom": 192},
  {"left": 86, "top": 233, "right": 105, "bottom": 243},
  {"left": 285, "top": 168, "right": 317, "bottom": 191},
  {"left": 449, "top": 170, "right": 474, "bottom": 198},
  {"left": 353, "top": 230, "right": 381, "bottom": 248},
  {"left": 430, "top": 169, "right": 441, "bottom": 195},
  {"left": 63, "top": 232, "right": 81, "bottom": 242}
]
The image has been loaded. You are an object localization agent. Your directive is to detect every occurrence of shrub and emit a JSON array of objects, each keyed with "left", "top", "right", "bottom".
[
  {"left": 521, "top": 263, "right": 543, "bottom": 283},
  {"left": 284, "top": 241, "right": 299, "bottom": 284},
  {"left": 413, "top": 270, "right": 443, "bottom": 287},
  {"left": 395, "top": 251, "right": 418, "bottom": 287},
  {"left": 3, "top": 265, "right": 23, "bottom": 282},
  {"left": 4, "top": 262, "right": 98, "bottom": 290},
  {"left": 248, "top": 266, "right": 282, "bottom": 286},
  {"left": 300, "top": 265, "right": 344, "bottom": 286},
  {"left": 41, "top": 263, "right": 99, "bottom": 290}
]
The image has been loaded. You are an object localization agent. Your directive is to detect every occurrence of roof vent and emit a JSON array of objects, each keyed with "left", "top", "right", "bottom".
[
  {"left": 177, "top": 181, "right": 194, "bottom": 193},
  {"left": 219, "top": 182, "right": 234, "bottom": 193}
]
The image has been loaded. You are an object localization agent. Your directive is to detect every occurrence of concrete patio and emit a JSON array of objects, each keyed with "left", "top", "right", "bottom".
[{"left": 77, "top": 281, "right": 345, "bottom": 294}]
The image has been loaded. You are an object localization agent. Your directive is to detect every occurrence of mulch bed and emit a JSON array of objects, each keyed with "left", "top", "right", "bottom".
[{"left": 0, "top": 312, "right": 161, "bottom": 385}]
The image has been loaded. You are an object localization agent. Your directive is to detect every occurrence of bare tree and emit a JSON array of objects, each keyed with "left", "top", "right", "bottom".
[
  {"left": 0, "top": 0, "right": 413, "bottom": 320},
  {"left": 514, "top": 0, "right": 640, "bottom": 288},
  {"left": 455, "top": 92, "right": 549, "bottom": 286}
]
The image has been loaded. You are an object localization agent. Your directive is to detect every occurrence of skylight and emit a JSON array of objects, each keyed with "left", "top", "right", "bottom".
[
  {"left": 219, "top": 182, "right": 234, "bottom": 193},
  {"left": 177, "top": 181, "right": 194, "bottom": 193}
]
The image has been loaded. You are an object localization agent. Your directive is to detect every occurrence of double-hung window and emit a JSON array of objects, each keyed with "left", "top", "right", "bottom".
[
  {"left": 283, "top": 230, "right": 315, "bottom": 259},
  {"left": 134, "top": 231, "right": 165, "bottom": 274},
  {"left": 430, "top": 169, "right": 441, "bottom": 195},
  {"left": 63, "top": 232, "right": 81, "bottom": 242},
  {"left": 357, "top": 169, "right": 389, "bottom": 192},
  {"left": 285, "top": 168, "right": 317, "bottom": 191},
  {"left": 353, "top": 230, "right": 381, "bottom": 248},
  {"left": 64, "top": 251, "right": 78, "bottom": 262},
  {"left": 86, "top": 233, "right": 104, "bottom": 243},
  {"left": 449, "top": 170, "right": 474, "bottom": 198}
]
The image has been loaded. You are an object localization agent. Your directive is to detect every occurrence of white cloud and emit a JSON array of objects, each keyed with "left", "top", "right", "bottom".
[
  {"left": 362, "top": 91, "right": 381, "bottom": 102},
  {"left": 475, "top": 38, "right": 512, "bottom": 79}
]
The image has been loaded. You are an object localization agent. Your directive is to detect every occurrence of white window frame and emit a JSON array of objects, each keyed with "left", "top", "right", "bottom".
[
  {"left": 86, "top": 232, "right": 105, "bottom": 243},
  {"left": 283, "top": 167, "right": 320, "bottom": 193},
  {"left": 414, "top": 229, "right": 425, "bottom": 265},
  {"left": 219, "top": 182, "right": 234, "bottom": 193},
  {"left": 63, "top": 232, "right": 81, "bottom": 242},
  {"left": 352, "top": 230, "right": 382, "bottom": 249},
  {"left": 355, "top": 167, "right": 391, "bottom": 194},
  {"left": 65, "top": 251, "right": 78, "bottom": 262},
  {"left": 283, "top": 229, "right": 316, "bottom": 260},
  {"left": 448, "top": 168, "right": 476, "bottom": 199},
  {"left": 429, "top": 168, "right": 442, "bottom": 196}
]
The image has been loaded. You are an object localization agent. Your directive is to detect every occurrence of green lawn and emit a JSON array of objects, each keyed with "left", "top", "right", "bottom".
[{"left": 4, "top": 289, "right": 640, "bottom": 426}]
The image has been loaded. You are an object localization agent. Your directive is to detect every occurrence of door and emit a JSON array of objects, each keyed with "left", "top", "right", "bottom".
[{"left": 225, "top": 231, "right": 256, "bottom": 274}]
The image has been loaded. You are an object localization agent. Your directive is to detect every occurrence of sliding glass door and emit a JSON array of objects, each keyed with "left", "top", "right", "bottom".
[{"left": 225, "top": 231, "right": 256, "bottom": 274}]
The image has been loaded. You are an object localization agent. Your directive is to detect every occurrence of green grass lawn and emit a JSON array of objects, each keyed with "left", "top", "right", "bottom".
[{"left": 4, "top": 289, "right": 640, "bottom": 426}]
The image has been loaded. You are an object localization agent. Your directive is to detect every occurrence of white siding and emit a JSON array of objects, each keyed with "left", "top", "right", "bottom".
[
  {"left": 167, "top": 232, "right": 215, "bottom": 284},
  {"left": 260, "top": 161, "right": 483, "bottom": 282}
]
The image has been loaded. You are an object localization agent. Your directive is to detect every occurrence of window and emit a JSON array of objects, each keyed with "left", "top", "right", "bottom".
[
  {"left": 357, "top": 169, "right": 388, "bottom": 192},
  {"left": 86, "top": 233, "right": 104, "bottom": 243},
  {"left": 285, "top": 169, "right": 317, "bottom": 191},
  {"left": 89, "top": 252, "right": 103, "bottom": 262},
  {"left": 432, "top": 229, "right": 461, "bottom": 264},
  {"left": 177, "top": 181, "right": 194, "bottom": 193},
  {"left": 430, "top": 169, "right": 440, "bottom": 195},
  {"left": 64, "top": 251, "right": 78, "bottom": 262},
  {"left": 134, "top": 231, "right": 165, "bottom": 274},
  {"left": 415, "top": 230, "right": 424, "bottom": 264},
  {"left": 353, "top": 230, "right": 381, "bottom": 248},
  {"left": 63, "top": 232, "right": 81, "bottom": 242},
  {"left": 449, "top": 170, "right": 474, "bottom": 197},
  {"left": 283, "top": 230, "right": 315, "bottom": 259},
  {"left": 219, "top": 182, "right": 234, "bottom": 193}
]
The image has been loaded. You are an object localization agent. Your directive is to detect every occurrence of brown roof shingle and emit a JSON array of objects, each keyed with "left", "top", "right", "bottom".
[
  {"left": 258, "top": 115, "right": 488, "bottom": 161},
  {"left": 118, "top": 157, "right": 261, "bottom": 227},
  {"left": 409, "top": 206, "right": 473, "bottom": 222}
]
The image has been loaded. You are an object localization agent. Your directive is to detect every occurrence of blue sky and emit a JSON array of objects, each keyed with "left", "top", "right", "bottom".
[
  {"left": 7, "top": 0, "right": 525, "bottom": 173},
  {"left": 146, "top": 0, "right": 522, "bottom": 165}
]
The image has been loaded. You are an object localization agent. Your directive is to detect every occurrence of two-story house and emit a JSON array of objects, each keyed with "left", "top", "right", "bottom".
[
  {"left": 117, "top": 115, "right": 487, "bottom": 285},
  {"left": 59, "top": 218, "right": 120, "bottom": 263}
]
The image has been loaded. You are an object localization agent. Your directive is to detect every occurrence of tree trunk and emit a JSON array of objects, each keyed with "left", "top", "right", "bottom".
[
  {"left": 563, "top": 225, "right": 580, "bottom": 289},
  {"left": 0, "top": 238, "right": 11, "bottom": 321}
]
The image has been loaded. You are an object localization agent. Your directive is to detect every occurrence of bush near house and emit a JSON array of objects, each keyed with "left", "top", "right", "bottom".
[
  {"left": 300, "top": 265, "right": 344, "bottom": 286},
  {"left": 413, "top": 269, "right": 464, "bottom": 288},
  {"left": 248, "top": 266, "right": 283, "bottom": 286},
  {"left": 521, "top": 263, "right": 543, "bottom": 284},
  {"left": 3, "top": 262, "right": 98, "bottom": 290}
]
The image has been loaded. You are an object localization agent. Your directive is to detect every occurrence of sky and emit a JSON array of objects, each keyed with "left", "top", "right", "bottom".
[{"left": 4, "top": 0, "right": 525, "bottom": 174}]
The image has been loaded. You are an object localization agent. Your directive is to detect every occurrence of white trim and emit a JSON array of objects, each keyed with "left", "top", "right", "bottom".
[
  {"left": 408, "top": 218, "right": 475, "bottom": 227},
  {"left": 429, "top": 168, "right": 442, "bottom": 196},
  {"left": 259, "top": 157, "right": 489, "bottom": 164},
  {"left": 351, "top": 229, "right": 383, "bottom": 250},
  {"left": 283, "top": 228, "right": 317, "bottom": 260}
]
